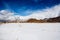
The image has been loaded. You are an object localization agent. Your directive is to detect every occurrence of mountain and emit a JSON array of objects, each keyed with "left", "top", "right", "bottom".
[
  {"left": 26, "top": 16, "right": 60, "bottom": 23},
  {"left": 0, "top": 16, "right": 60, "bottom": 23},
  {"left": 47, "top": 16, "right": 60, "bottom": 22},
  {"left": 26, "top": 19, "right": 47, "bottom": 23}
]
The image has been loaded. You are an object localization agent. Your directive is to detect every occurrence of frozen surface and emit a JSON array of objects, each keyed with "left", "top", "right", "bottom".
[{"left": 0, "top": 23, "right": 60, "bottom": 40}]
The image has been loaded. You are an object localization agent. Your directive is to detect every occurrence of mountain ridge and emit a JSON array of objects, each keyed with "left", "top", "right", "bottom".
[{"left": 0, "top": 16, "right": 60, "bottom": 23}]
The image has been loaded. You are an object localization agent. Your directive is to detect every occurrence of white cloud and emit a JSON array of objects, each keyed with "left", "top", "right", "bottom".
[
  {"left": 0, "top": 4, "right": 60, "bottom": 21},
  {"left": 0, "top": 10, "right": 14, "bottom": 20},
  {"left": 20, "top": 4, "right": 60, "bottom": 21}
]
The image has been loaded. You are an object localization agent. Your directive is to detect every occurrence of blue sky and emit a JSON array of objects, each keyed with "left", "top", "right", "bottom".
[{"left": 0, "top": 0, "right": 60, "bottom": 16}]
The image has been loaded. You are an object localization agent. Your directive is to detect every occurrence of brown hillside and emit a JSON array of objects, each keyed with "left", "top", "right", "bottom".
[
  {"left": 26, "top": 19, "right": 47, "bottom": 23},
  {"left": 26, "top": 16, "right": 60, "bottom": 23},
  {"left": 47, "top": 16, "right": 60, "bottom": 22}
]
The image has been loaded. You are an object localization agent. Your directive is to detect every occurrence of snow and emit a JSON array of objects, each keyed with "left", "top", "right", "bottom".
[{"left": 0, "top": 23, "right": 60, "bottom": 40}]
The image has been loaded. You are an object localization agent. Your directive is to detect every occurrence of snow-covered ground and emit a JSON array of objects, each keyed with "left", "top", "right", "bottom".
[{"left": 0, "top": 23, "right": 60, "bottom": 40}]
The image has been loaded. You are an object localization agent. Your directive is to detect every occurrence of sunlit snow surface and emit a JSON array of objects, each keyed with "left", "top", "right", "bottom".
[{"left": 0, "top": 23, "right": 60, "bottom": 40}]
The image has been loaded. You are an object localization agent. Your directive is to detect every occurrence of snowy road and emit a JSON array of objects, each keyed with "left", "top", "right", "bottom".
[{"left": 0, "top": 23, "right": 60, "bottom": 40}]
